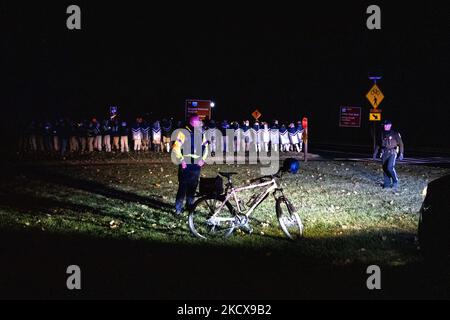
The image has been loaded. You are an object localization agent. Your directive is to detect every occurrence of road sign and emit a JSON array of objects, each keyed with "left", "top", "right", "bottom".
[
  {"left": 370, "top": 112, "right": 382, "bottom": 121},
  {"left": 339, "top": 106, "right": 361, "bottom": 128},
  {"left": 302, "top": 117, "right": 308, "bottom": 129},
  {"left": 185, "top": 100, "right": 212, "bottom": 121},
  {"left": 366, "top": 84, "right": 384, "bottom": 109},
  {"left": 252, "top": 110, "right": 262, "bottom": 120}
]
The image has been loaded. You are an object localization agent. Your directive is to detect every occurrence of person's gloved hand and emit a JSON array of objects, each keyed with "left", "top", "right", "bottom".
[
  {"left": 198, "top": 159, "right": 205, "bottom": 168},
  {"left": 181, "top": 161, "right": 187, "bottom": 170},
  {"left": 398, "top": 153, "right": 404, "bottom": 161}
]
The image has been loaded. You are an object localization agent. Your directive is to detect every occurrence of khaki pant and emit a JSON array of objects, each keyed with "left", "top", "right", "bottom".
[
  {"left": 94, "top": 136, "right": 102, "bottom": 151},
  {"left": 87, "top": 137, "right": 95, "bottom": 152},
  {"left": 30, "top": 135, "right": 37, "bottom": 152},
  {"left": 142, "top": 139, "right": 149, "bottom": 151},
  {"left": 120, "top": 136, "right": 129, "bottom": 153},
  {"left": 79, "top": 137, "right": 87, "bottom": 153},
  {"left": 113, "top": 136, "right": 120, "bottom": 151},
  {"left": 53, "top": 136, "right": 59, "bottom": 152},
  {"left": 103, "top": 135, "right": 111, "bottom": 152},
  {"left": 70, "top": 136, "right": 79, "bottom": 152},
  {"left": 134, "top": 139, "right": 142, "bottom": 151}
]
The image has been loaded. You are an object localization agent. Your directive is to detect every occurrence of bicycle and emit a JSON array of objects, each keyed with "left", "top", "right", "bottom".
[{"left": 188, "top": 164, "right": 304, "bottom": 240}]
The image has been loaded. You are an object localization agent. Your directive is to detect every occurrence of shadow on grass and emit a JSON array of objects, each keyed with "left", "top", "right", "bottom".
[
  {"left": 15, "top": 166, "right": 175, "bottom": 214},
  {"left": 0, "top": 225, "right": 448, "bottom": 300}
]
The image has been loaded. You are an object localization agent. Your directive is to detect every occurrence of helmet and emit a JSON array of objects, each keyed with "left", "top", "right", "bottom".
[{"left": 283, "top": 158, "right": 300, "bottom": 174}]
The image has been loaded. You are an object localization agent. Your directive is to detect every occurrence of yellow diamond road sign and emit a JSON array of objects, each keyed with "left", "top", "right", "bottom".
[
  {"left": 252, "top": 110, "right": 262, "bottom": 120},
  {"left": 366, "top": 84, "right": 384, "bottom": 109}
]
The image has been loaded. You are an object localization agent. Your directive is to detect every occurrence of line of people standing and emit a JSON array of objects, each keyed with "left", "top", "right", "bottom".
[
  {"left": 204, "top": 119, "right": 305, "bottom": 155},
  {"left": 20, "top": 117, "right": 176, "bottom": 156},
  {"left": 20, "top": 117, "right": 305, "bottom": 156}
]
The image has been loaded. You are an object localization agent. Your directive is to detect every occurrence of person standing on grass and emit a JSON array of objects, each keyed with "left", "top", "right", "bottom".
[
  {"left": 78, "top": 121, "right": 88, "bottom": 154},
  {"left": 161, "top": 118, "right": 173, "bottom": 153},
  {"left": 132, "top": 119, "right": 142, "bottom": 152},
  {"left": 262, "top": 122, "right": 271, "bottom": 153},
  {"left": 141, "top": 120, "right": 150, "bottom": 152},
  {"left": 270, "top": 120, "right": 280, "bottom": 153},
  {"left": 288, "top": 123, "right": 301, "bottom": 153},
  {"left": 172, "top": 115, "right": 209, "bottom": 216},
  {"left": 373, "top": 119, "right": 404, "bottom": 191},
  {"left": 242, "top": 120, "right": 252, "bottom": 152},
  {"left": 119, "top": 121, "right": 130, "bottom": 153},
  {"left": 296, "top": 120, "right": 304, "bottom": 152},
  {"left": 152, "top": 120, "right": 162, "bottom": 152},
  {"left": 102, "top": 119, "right": 112, "bottom": 153},
  {"left": 111, "top": 119, "right": 120, "bottom": 152}
]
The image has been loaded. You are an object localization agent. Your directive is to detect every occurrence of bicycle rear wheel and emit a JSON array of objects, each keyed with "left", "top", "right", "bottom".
[
  {"left": 276, "top": 196, "right": 303, "bottom": 240},
  {"left": 189, "top": 195, "right": 236, "bottom": 240}
]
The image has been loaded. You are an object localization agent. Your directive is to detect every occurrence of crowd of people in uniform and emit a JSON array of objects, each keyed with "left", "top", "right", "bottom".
[{"left": 19, "top": 117, "right": 306, "bottom": 157}]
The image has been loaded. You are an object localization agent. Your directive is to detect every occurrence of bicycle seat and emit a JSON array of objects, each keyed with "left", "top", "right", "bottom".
[{"left": 219, "top": 172, "right": 238, "bottom": 180}]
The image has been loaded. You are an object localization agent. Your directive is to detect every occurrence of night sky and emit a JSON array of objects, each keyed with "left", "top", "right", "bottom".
[{"left": 1, "top": 1, "right": 449, "bottom": 149}]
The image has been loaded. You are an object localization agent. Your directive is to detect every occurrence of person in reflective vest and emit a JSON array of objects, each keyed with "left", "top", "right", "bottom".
[
  {"left": 141, "top": 121, "right": 150, "bottom": 152},
  {"left": 161, "top": 118, "right": 173, "bottom": 153},
  {"left": 261, "top": 122, "right": 271, "bottom": 153},
  {"left": 232, "top": 121, "right": 241, "bottom": 153},
  {"left": 296, "top": 121, "right": 304, "bottom": 152},
  {"left": 206, "top": 119, "right": 217, "bottom": 157},
  {"left": 279, "top": 124, "right": 290, "bottom": 152},
  {"left": 288, "top": 123, "right": 301, "bottom": 153},
  {"left": 152, "top": 120, "right": 162, "bottom": 152},
  {"left": 172, "top": 115, "right": 209, "bottom": 215},
  {"left": 132, "top": 120, "right": 142, "bottom": 152},
  {"left": 270, "top": 120, "right": 280, "bottom": 152},
  {"left": 242, "top": 120, "right": 252, "bottom": 152},
  {"left": 252, "top": 121, "right": 261, "bottom": 153}
]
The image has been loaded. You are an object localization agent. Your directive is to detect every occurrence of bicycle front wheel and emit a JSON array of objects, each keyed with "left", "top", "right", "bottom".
[
  {"left": 188, "top": 195, "right": 236, "bottom": 240},
  {"left": 276, "top": 196, "right": 303, "bottom": 240}
]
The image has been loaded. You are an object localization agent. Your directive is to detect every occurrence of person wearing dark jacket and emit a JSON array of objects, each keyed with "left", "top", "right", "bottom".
[
  {"left": 119, "top": 121, "right": 130, "bottom": 153},
  {"left": 373, "top": 120, "right": 405, "bottom": 191},
  {"left": 102, "top": 120, "right": 112, "bottom": 152},
  {"left": 161, "top": 118, "right": 173, "bottom": 153},
  {"left": 172, "top": 115, "right": 209, "bottom": 215},
  {"left": 57, "top": 119, "right": 70, "bottom": 156},
  {"left": 111, "top": 120, "right": 120, "bottom": 152}
]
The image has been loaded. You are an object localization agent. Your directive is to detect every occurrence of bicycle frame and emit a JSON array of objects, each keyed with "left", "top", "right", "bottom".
[{"left": 210, "top": 178, "right": 281, "bottom": 224}]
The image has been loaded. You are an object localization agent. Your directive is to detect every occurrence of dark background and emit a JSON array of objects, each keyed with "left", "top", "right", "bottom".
[{"left": 1, "top": 1, "right": 449, "bottom": 150}]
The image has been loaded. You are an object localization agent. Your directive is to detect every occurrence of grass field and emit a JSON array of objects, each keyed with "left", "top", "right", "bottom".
[{"left": 0, "top": 152, "right": 449, "bottom": 299}]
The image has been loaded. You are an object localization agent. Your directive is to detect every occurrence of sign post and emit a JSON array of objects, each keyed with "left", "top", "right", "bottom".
[
  {"left": 366, "top": 76, "right": 384, "bottom": 153},
  {"left": 302, "top": 117, "right": 308, "bottom": 163}
]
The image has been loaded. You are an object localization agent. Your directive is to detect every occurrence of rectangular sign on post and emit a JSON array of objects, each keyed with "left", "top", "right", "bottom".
[
  {"left": 185, "top": 100, "right": 212, "bottom": 121},
  {"left": 339, "top": 106, "right": 361, "bottom": 128},
  {"left": 369, "top": 108, "right": 382, "bottom": 121}
]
